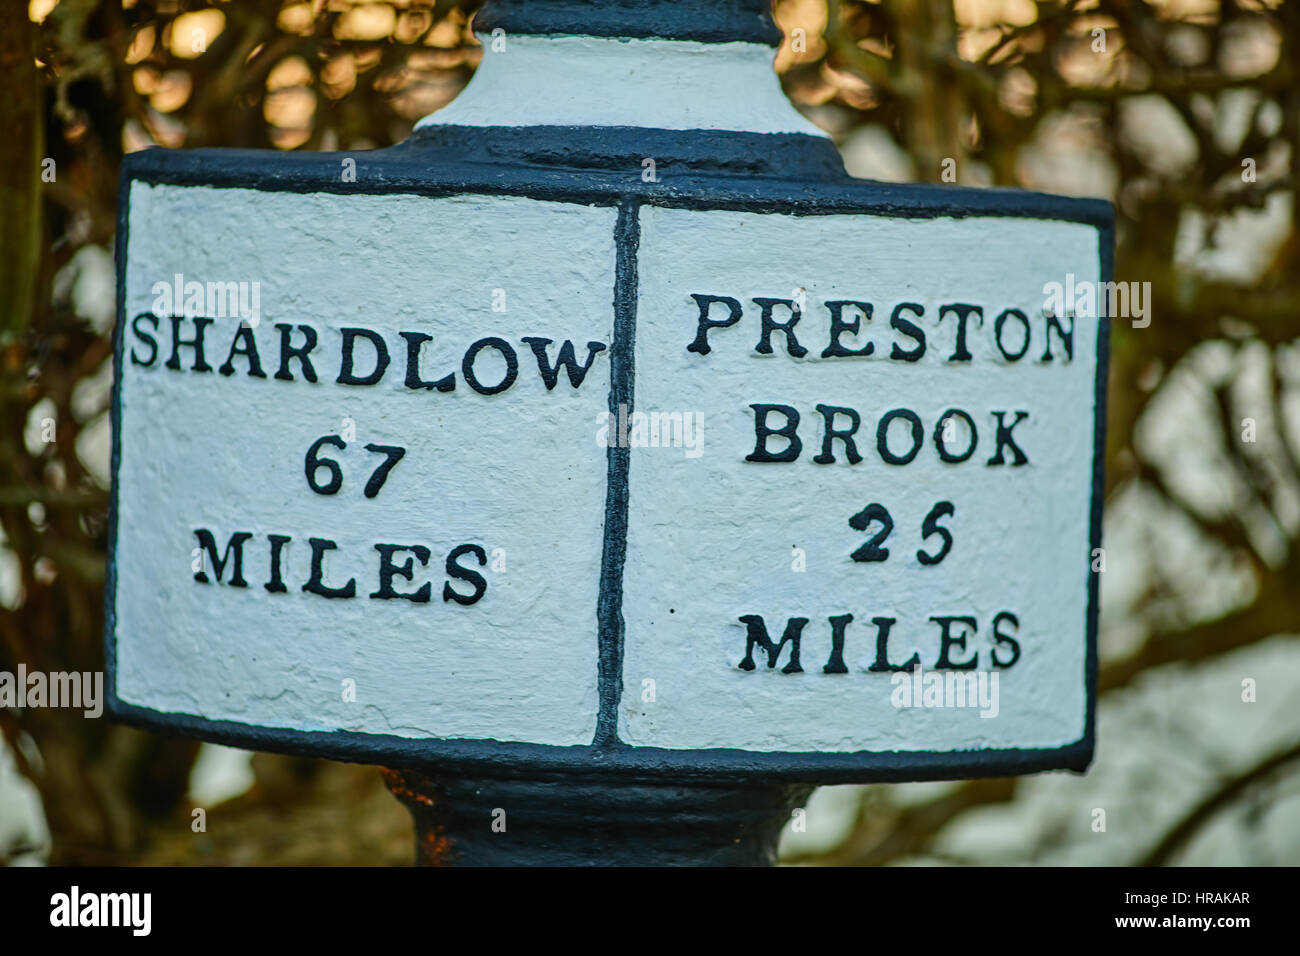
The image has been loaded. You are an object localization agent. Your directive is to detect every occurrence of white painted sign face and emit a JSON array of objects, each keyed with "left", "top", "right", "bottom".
[
  {"left": 113, "top": 186, "right": 613, "bottom": 746},
  {"left": 621, "top": 207, "right": 1101, "bottom": 754},
  {"left": 109, "top": 162, "right": 1107, "bottom": 780}
]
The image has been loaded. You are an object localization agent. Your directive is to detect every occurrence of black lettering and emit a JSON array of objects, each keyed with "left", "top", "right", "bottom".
[
  {"left": 130, "top": 313, "right": 159, "bottom": 367},
  {"left": 372, "top": 544, "right": 432, "bottom": 603},
  {"left": 462, "top": 337, "right": 518, "bottom": 395},
  {"left": 687, "top": 293, "right": 742, "bottom": 355},
  {"left": 304, "top": 435, "right": 345, "bottom": 496},
  {"left": 746, "top": 404, "right": 801, "bottom": 462},
  {"left": 1042, "top": 313, "right": 1074, "bottom": 362},
  {"left": 938, "top": 303, "right": 983, "bottom": 362},
  {"left": 338, "top": 328, "right": 390, "bottom": 386},
  {"left": 193, "top": 529, "right": 252, "bottom": 587},
  {"left": 399, "top": 332, "right": 454, "bottom": 391},
  {"left": 917, "top": 501, "right": 955, "bottom": 566},
  {"left": 303, "top": 537, "right": 356, "bottom": 599},
  {"left": 821, "top": 300, "right": 874, "bottom": 358},
  {"left": 361, "top": 444, "right": 405, "bottom": 499},
  {"left": 166, "top": 315, "right": 214, "bottom": 372},
  {"left": 737, "top": 614, "right": 807, "bottom": 673},
  {"left": 889, "top": 302, "right": 926, "bottom": 361},
  {"left": 994, "top": 308, "right": 1030, "bottom": 361},
  {"left": 991, "top": 611, "right": 1021, "bottom": 668},
  {"left": 824, "top": 613, "right": 852, "bottom": 674},
  {"left": 275, "top": 323, "right": 319, "bottom": 382},
  {"left": 932, "top": 615, "right": 978, "bottom": 670},
  {"left": 443, "top": 543, "right": 488, "bottom": 605},
  {"left": 877, "top": 408, "right": 923, "bottom": 465},
  {"left": 849, "top": 503, "right": 893, "bottom": 562},
  {"left": 934, "top": 408, "right": 978, "bottom": 463},
  {"left": 521, "top": 336, "right": 607, "bottom": 390},
  {"left": 867, "top": 617, "right": 919, "bottom": 672},
  {"left": 265, "top": 534, "right": 290, "bottom": 593},
  {"left": 753, "top": 297, "right": 808, "bottom": 357},
  {"left": 986, "top": 410, "right": 1030, "bottom": 466},
  {"left": 813, "top": 404, "right": 863, "bottom": 464},
  {"left": 219, "top": 324, "right": 267, "bottom": 378}
]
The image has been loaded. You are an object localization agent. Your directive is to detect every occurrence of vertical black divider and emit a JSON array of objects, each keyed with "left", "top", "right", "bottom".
[{"left": 593, "top": 198, "right": 640, "bottom": 747}]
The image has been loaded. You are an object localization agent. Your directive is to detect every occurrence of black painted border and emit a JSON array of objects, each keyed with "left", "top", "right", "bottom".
[
  {"left": 113, "top": 134, "right": 1111, "bottom": 228},
  {"left": 107, "top": 139, "right": 1111, "bottom": 784},
  {"left": 401, "top": 125, "right": 849, "bottom": 182},
  {"left": 474, "top": 0, "right": 784, "bottom": 47}
]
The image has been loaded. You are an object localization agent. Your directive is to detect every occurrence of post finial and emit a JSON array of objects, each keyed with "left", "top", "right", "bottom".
[{"left": 416, "top": 0, "right": 826, "bottom": 153}]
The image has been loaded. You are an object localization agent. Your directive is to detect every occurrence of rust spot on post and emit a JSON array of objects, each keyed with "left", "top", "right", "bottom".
[{"left": 381, "top": 768, "right": 457, "bottom": 866}]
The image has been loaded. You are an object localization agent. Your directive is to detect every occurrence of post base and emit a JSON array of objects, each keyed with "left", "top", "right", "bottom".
[{"left": 382, "top": 769, "right": 811, "bottom": 866}]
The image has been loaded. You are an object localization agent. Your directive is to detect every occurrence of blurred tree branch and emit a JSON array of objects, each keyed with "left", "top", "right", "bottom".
[{"left": 1141, "top": 740, "right": 1300, "bottom": 865}]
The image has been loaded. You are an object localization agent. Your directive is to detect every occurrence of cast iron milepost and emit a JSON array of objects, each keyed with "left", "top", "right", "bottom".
[
  {"left": 107, "top": 0, "right": 1110, "bottom": 866},
  {"left": 386, "top": 0, "right": 829, "bottom": 866}
]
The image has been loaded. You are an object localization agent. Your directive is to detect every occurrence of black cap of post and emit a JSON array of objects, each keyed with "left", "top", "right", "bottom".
[{"left": 475, "top": 0, "right": 783, "bottom": 45}]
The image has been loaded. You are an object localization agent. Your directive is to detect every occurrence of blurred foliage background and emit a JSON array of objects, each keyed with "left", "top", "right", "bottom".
[{"left": 2, "top": 0, "right": 1298, "bottom": 865}]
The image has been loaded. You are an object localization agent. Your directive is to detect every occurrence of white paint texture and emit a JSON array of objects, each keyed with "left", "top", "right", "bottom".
[
  {"left": 416, "top": 36, "right": 827, "bottom": 136},
  {"left": 620, "top": 207, "right": 1101, "bottom": 752},
  {"left": 115, "top": 185, "right": 612, "bottom": 745},
  {"left": 115, "top": 187, "right": 1103, "bottom": 756}
]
